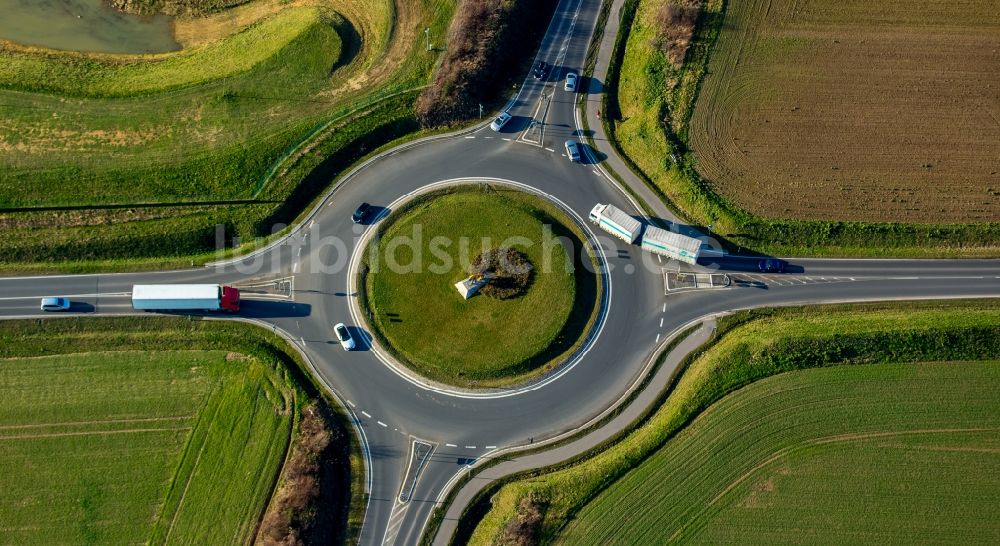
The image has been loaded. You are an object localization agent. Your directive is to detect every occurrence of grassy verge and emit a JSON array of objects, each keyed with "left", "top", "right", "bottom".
[
  {"left": 0, "top": 0, "right": 457, "bottom": 270},
  {"left": 605, "top": 0, "right": 1000, "bottom": 257},
  {"left": 559, "top": 360, "right": 1000, "bottom": 544},
  {"left": 360, "top": 186, "right": 601, "bottom": 388},
  {"left": 461, "top": 300, "right": 1000, "bottom": 545},
  {"left": 0, "top": 317, "right": 363, "bottom": 545}
]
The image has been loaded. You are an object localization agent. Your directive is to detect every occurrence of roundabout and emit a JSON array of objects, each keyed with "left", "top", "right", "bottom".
[{"left": 354, "top": 183, "right": 605, "bottom": 389}]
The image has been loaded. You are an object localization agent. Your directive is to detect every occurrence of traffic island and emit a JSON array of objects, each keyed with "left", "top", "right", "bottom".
[{"left": 358, "top": 185, "right": 602, "bottom": 389}]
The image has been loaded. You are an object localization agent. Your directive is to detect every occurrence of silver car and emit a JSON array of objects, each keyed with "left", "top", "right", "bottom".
[
  {"left": 490, "top": 112, "right": 512, "bottom": 132},
  {"left": 565, "top": 140, "right": 582, "bottom": 162},
  {"left": 40, "top": 297, "right": 70, "bottom": 311},
  {"left": 564, "top": 72, "right": 578, "bottom": 92}
]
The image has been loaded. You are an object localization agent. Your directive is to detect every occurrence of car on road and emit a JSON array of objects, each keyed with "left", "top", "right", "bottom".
[
  {"left": 352, "top": 202, "right": 372, "bottom": 224},
  {"left": 758, "top": 258, "right": 787, "bottom": 273},
  {"left": 334, "top": 322, "right": 355, "bottom": 351},
  {"left": 532, "top": 61, "right": 549, "bottom": 80},
  {"left": 565, "top": 140, "right": 582, "bottom": 162},
  {"left": 40, "top": 297, "right": 70, "bottom": 311},
  {"left": 490, "top": 112, "right": 512, "bottom": 132},
  {"left": 564, "top": 72, "right": 578, "bottom": 92}
]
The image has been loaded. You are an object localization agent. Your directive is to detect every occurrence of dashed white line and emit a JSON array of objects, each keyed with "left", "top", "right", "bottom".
[
  {"left": 299, "top": 336, "right": 305, "bottom": 346},
  {"left": 347, "top": 400, "right": 356, "bottom": 408},
  {"left": 465, "top": 445, "right": 477, "bottom": 449},
  {"left": 657, "top": 255, "right": 663, "bottom": 264},
  {"left": 445, "top": 443, "right": 457, "bottom": 448},
  {"left": 502, "top": 138, "right": 512, "bottom": 142},
  {"left": 297, "top": 247, "right": 302, "bottom": 256},
  {"left": 545, "top": 147, "right": 555, "bottom": 152},
  {"left": 361, "top": 411, "right": 372, "bottom": 418},
  {"left": 485, "top": 445, "right": 497, "bottom": 449},
  {"left": 656, "top": 333, "right": 661, "bottom": 343},
  {"left": 662, "top": 303, "right": 667, "bottom": 313},
  {"left": 592, "top": 169, "right": 599, "bottom": 174},
  {"left": 659, "top": 317, "right": 664, "bottom": 328},
  {"left": 377, "top": 421, "right": 388, "bottom": 428},
  {"left": 465, "top": 135, "right": 476, "bottom": 139},
  {"left": 293, "top": 262, "right": 300, "bottom": 273}
]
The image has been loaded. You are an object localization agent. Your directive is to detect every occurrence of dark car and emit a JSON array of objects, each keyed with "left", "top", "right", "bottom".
[
  {"left": 352, "top": 202, "right": 372, "bottom": 224},
  {"left": 758, "top": 258, "right": 787, "bottom": 273},
  {"left": 532, "top": 61, "right": 549, "bottom": 80}
]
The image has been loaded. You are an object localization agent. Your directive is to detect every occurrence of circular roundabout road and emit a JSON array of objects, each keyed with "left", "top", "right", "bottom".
[{"left": 0, "top": 0, "right": 998, "bottom": 544}]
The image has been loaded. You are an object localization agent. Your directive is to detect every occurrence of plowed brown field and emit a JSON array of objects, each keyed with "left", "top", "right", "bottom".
[{"left": 689, "top": 0, "right": 1000, "bottom": 223}]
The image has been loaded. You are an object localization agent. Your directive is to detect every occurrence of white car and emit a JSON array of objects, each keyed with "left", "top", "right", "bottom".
[
  {"left": 564, "top": 72, "right": 578, "bottom": 92},
  {"left": 490, "top": 112, "right": 512, "bottom": 132},
  {"left": 40, "top": 297, "right": 71, "bottom": 311},
  {"left": 334, "top": 322, "right": 355, "bottom": 351},
  {"left": 565, "top": 140, "right": 582, "bottom": 162}
]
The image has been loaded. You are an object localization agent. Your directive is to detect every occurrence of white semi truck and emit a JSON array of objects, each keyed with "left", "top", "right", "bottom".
[
  {"left": 589, "top": 203, "right": 703, "bottom": 265},
  {"left": 640, "top": 224, "right": 701, "bottom": 265},
  {"left": 588, "top": 204, "right": 642, "bottom": 244},
  {"left": 131, "top": 284, "right": 240, "bottom": 312}
]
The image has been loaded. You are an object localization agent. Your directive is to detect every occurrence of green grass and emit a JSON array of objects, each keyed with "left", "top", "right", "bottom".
[
  {"left": 0, "top": 7, "right": 328, "bottom": 97},
  {"left": 0, "top": 350, "right": 292, "bottom": 545},
  {"left": 0, "top": 0, "right": 457, "bottom": 269},
  {"left": 558, "top": 360, "right": 1000, "bottom": 545},
  {"left": 462, "top": 300, "right": 1000, "bottom": 545},
  {"left": 362, "top": 187, "right": 599, "bottom": 387},
  {"left": 0, "top": 316, "right": 364, "bottom": 545},
  {"left": 606, "top": 0, "right": 1000, "bottom": 256}
]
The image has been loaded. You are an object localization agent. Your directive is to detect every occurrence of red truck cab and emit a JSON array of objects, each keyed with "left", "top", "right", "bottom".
[{"left": 220, "top": 286, "right": 240, "bottom": 312}]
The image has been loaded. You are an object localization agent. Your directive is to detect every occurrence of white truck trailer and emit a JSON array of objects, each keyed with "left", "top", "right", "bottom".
[
  {"left": 589, "top": 204, "right": 642, "bottom": 244},
  {"left": 131, "top": 284, "right": 240, "bottom": 312},
  {"left": 640, "top": 225, "right": 702, "bottom": 265}
]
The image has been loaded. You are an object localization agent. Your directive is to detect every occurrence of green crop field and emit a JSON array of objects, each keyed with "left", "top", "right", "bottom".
[
  {"left": 463, "top": 301, "right": 1000, "bottom": 545},
  {"left": 362, "top": 187, "right": 599, "bottom": 387},
  {"left": 0, "top": 350, "right": 292, "bottom": 545},
  {"left": 0, "top": 0, "right": 456, "bottom": 269},
  {"left": 558, "top": 360, "right": 1000, "bottom": 544},
  {"left": 608, "top": 0, "right": 1000, "bottom": 256}
]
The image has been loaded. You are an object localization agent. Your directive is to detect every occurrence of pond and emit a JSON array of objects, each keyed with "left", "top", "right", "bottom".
[{"left": 0, "top": 0, "right": 180, "bottom": 54}]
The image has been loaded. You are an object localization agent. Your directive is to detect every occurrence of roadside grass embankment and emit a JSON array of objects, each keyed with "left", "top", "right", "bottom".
[
  {"left": 0, "top": 317, "right": 362, "bottom": 546},
  {"left": 0, "top": 0, "right": 456, "bottom": 271},
  {"left": 605, "top": 0, "right": 1000, "bottom": 257},
  {"left": 360, "top": 186, "right": 601, "bottom": 388},
  {"left": 459, "top": 300, "right": 1000, "bottom": 545}
]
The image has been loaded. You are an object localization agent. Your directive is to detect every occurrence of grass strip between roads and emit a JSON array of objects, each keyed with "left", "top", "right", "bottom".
[
  {"left": 0, "top": 317, "right": 364, "bottom": 546},
  {"left": 458, "top": 299, "right": 1000, "bottom": 545},
  {"left": 604, "top": 0, "right": 1000, "bottom": 257},
  {"left": 359, "top": 186, "right": 602, "bottom": 389}
]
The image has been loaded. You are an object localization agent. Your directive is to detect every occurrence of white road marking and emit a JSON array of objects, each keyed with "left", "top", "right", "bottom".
[
  {"left": 445, "top": 443, "right": 457, "bottom": 448},
  {"left": 465, "top": 136, "right": 476, "bottom": 139},
  {"left": 377, "top": 421, "right": 388, "bottom": 428},
  {"left": 659, "top": 318, "right": 664, "bottom": 328},
  {"left": 299, "top": 336, "right": 305, "bottom": 345},
  {"left": 592, "top": 169, "right": 599, "bottom": 174},
  {"left": 657, "top": 255, "right": 663, "bottom": 264},
  {"left": 361, "top": 411, "right": 372, "bottom": 418},
  {"left": 656, "top": 333, "right": 661, "bottom": 343},
  {"left": 545, "top": 147, "right": 555, "bottom": 152},
  {"left": 502, "top": 138, "right": 512, "bottom": 141},
  {"left": 347, "top": 400, "right": 356, "bottom": 408},
  {"left": 293, "top": 262, "right": 300, "bottom": 273},
  {"left": 465, "top": 445, "right": 477, "bottom": 449},
  {"left": 308, "top": 219, "right": 315, "bottom": 228},
  {"left": 297, "top": 247, "right": 302, "bottom": 256},
  {"left": 662, "top": 303, "right": 667, "bottom": 313},
  {"left": 486, "top": 445, "right": 497, "bottom": 449}
]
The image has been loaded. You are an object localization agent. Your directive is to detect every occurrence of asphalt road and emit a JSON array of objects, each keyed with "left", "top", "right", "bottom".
[{"left": 1, "top": 0, "right": 998, "bottom": 544}]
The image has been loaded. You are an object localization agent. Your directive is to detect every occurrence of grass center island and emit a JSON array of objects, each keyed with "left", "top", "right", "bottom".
[{"left": 359, "top": 186, "right": 601, "bottom": 389}]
